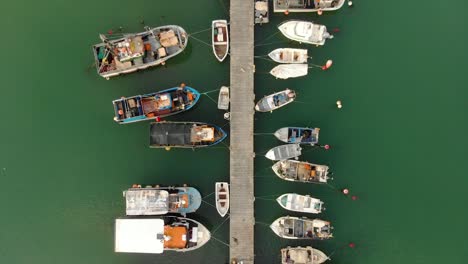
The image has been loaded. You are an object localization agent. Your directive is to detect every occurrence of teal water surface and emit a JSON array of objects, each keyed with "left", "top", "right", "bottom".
[{"left": 0, "top": 0, "right": 467, "bottom": 264}]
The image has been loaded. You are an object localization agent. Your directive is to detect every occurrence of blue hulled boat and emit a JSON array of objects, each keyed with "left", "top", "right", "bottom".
[
  {"left": 150, "top": 121, "right": 227, "bottom": 148},
  {"left": 113, "top": 85, "right": 200, "bottom": 124},
  {"left": 123, "top": 185, "right": 202, "bottom": 216},
  {"left": 274, "top": 127, "right": 319, "bottom": 145}
]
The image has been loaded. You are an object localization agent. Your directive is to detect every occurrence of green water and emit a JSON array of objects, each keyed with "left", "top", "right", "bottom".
[{"left": 1, "top": 0, "right": 467, "bottom": 263}]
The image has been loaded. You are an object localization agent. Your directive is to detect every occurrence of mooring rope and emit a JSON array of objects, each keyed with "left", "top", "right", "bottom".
[
  {"left": 203, "top": 93, "right": 218, "bottom": 105},
  {"left": 190, "top": 35, "right": 212, "bottom": 48},
  {"left": 201, "top": 88, "right": 221, "bottom": 94},
  {"left": 188, "top": 26, "right": 212, "bottom": 36},
  {"left": 255, "top": 197, "right": 276, "bottom": 201},
  {"left": 202, "top": 199, "right": 217, "bottom": 209},
  {"left": 211, "top": 236, "right": 230, "bottom": 247},
  {"left": 211, "top": 215, "right": 230, "bottom": 234},
  {"left": 254, "top": 41, "right": 286, "bottom": 47},
  {"left": 255, "top": 31, "right": 281, "bottom": 44},
  {"left": 202, "top": 192, "right": 214, "bottom": 199}
]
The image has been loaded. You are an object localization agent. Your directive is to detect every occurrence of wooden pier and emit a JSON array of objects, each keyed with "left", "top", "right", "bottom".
[{"left": 229, "top": 0, "right": 255, "bottom": 263}]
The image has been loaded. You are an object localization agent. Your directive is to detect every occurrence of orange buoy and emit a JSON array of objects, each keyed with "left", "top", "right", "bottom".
[
  {"left": 318, "top": 9, "right": 323, "bottom": 15},
  {"left": 342, "top": 188, "right": 349, "bottom": 195},
  {"left": 284, "top": 10, "right": 289, "bottom": 15},
  {"left": 118, "top": 109, "right": 124, "bottom": 115}
]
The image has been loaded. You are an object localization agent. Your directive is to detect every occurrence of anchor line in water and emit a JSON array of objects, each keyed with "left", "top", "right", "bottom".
[
  {"left": 254, "top": 56, "right": 276, "bottom": 64},
  {"left": 202, "top": 192, "right": 214, "bottom": 199},
  {"left": 219, "top": 140, "right": 230, "bottom": 150},
  {"left": 255, "top": 197, "right": 276, "bottom": 201},
  {"left": 202, "top": 199, "right": 217, "bottom": 209},
  {"left": 188, "top": 26, "right": 212, "bottom": 36},
  {"left": 211, "top": 235, "right": 230, "bottom": 248},
  {"left": 203, "top": 93, "right": 218, "bottom": 105},
  {"left": 211, "top": 215, "right": 230, "bottom": 235},
  {"left": 201, "top": 88, "right": 221, "bottom": 94},
  {"left": 255, "top": 221, "right": 271, "bottom": 226},
  {"left": 255, "top": 31, "right": 281, "bottom": 44},
  {"left": 255, "top": 193, "right": 285, "bottom": 198},
  {"left": 190, "top": 35, "right": 212, "bottom": 48},
  {"left": 254, "top": 41, "right": 285, "bottom": 47}
]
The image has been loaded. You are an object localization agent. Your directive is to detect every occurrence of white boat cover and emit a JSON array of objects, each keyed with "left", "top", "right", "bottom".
[
  {"left": 115, "top": 218, "right": 164, "bottom": 254},
  {"left": 270, "top": 64, "right": 308, "bottom": 79}
]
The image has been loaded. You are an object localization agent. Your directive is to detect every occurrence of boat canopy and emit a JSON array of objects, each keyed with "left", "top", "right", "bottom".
[
  {"left": 115, "top": 218, "right": 164, "bottom": 254},
  {"left": 125, "top": 189, "right": 169, "bottom": 215},
  {"left": 150, "top": 123, "right": 192, "bottom": 146}
]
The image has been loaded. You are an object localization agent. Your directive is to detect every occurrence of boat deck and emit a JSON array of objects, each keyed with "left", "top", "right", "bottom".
[{"left": 230, "top": 0, "right": 255, "bottom": 263}]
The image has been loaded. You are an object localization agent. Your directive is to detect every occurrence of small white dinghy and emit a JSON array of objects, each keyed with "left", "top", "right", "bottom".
[
  {"left": 215, "top": 182, "right": 229, "bottom": 217},
  {"left": 268, "top": 48, "right": 308, "bottom": 63},
  {"left": 281, "top": 246, "right": 330, "bottom": 264},
  {"left": 218, "top": 86, "right": 230, "bottom": 110},
  {"left": 265, "top": 144, "right": 302, "bottom": 161},
  {"left": 270, "top": 64, "right": 308, "bottom": 79},
  {"left": 212, "top": 20, "right": 229, "bottom": 62},
  {"left": 277, "top": 193, "right": 324, "bottom": 214},
  {"left": 278, "top": 20, "right": 333, "bottom": 46}
]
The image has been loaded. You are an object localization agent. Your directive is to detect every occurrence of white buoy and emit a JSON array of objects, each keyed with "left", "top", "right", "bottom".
[
  {"left": 336, "top": 100, "right": 342, "bottom": 106},
  {"left": 326, "top": 60, "right": 333, "bottom": 69},
  {"left": 338, "top": 104, "right": 343, "bottom": 109},
  {"left": 348, "top": 1, "right": 353, "bottom": 7}
]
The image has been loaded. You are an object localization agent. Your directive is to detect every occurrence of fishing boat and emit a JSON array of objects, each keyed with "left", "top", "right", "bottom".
[
  {"left": 255, "top": 89, "right": 296, "bottom": 112},
  {"left": 270, "top": 64, "right": 308, "bottom": 79},
  {"left": 272, "top": 160, "right": 331, "bottom": 184},
  {"left": 281, "top": 246, "right": 329, "bottom": 264},
  {"left": 273, "top": 0, "right": 345, "bottom": 13},
  {"left": 113, "top": 85, "right": 200, "bottom": 124},
  {"left": 212, "top": 20, "right": 229, "bottom": 62},
  {"left": 268, "top": 48, "right": 308, "bottom": 63},
  {"left": 215, "top": 182, "right": 230, "bottom": 217},
  {"left": 123, "top": 185, "right": 202, "bottom": 216},
  {"left": 218, "top": 86, "right": 230, "bottom": 110},
  {"left": 93, "top": 26, "right": 188, "bottom": 79},
  {"left": 278, "top": 20, "right": 333, "bottom": 46},
  {"left": 115, "top": 216, "right": 210, "bottom": 254},
  {"left": 255, "top": 1, "right": 270, "bottom": 24},
  {"left": 149, "top": 121, "right": 227, "bottom": 148},
  {"left": 274, "top": 127, "right": 319, "bottom": 144},
  {"left": 277, "top": 193, "right": 324, "bottom": 214},
  {"left": 270, "top": 216, "right": 333, "bottom": 240},
  {"left": 265, "top": 144, "right": 302, "bottom": 161}
]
